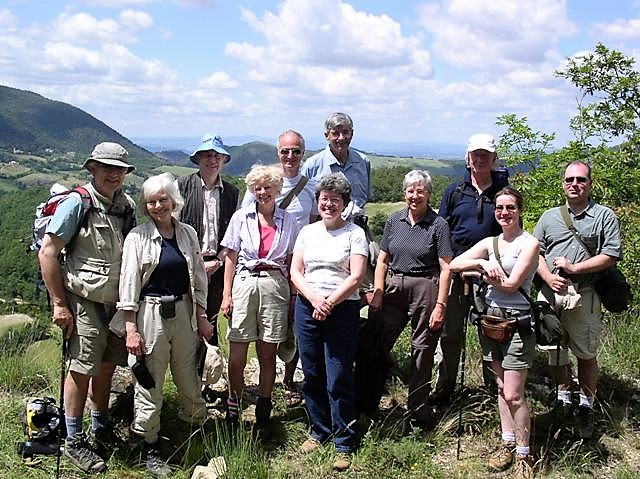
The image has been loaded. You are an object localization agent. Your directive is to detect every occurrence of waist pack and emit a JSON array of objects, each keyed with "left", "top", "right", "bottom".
[
  {"left": 480, "top": 314, "right": 517, "bottom": 343},
  {"left": 594, "top": 266, "right": 631, "bottom": 313}
]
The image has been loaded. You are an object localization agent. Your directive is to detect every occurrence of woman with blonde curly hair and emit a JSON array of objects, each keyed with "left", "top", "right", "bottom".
[{"left": 220, "top": 164, "right": 299, "bottom": 439}]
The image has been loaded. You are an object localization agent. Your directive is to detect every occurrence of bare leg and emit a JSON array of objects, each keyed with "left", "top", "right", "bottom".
[
  {"left": 493, "top": 361, "right": 516, "bottom": 436},
  {"left": 255, "top": 340, "right": 278, "bottom": 398},
  {"left": 577, "top": 357, "right": 598, "bottom": 398},
  {"left": 65, "top": 370, "right": 90, "bottom": 418},
  {"left": 87, "top": 362, "right": 116, "bottom": 412},
  {"left": 228, "top": 341, "right": 249, "bottom": 400},
  {"left": 502, "top": 367, "right": 530, "bottom": 447}
]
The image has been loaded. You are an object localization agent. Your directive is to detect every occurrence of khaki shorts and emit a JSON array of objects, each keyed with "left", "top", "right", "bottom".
[
  {"left": 227, "top": 269, "right": 289, "bottom": 343},
  {"left": 538, "top": 287, "right": 602, "bottom": 365},
  {"left": 481, "top": 307, "right": 535, "bottom": 370},
  {"left": 67, "top": 293, "right": 127, "bottom": 376}
]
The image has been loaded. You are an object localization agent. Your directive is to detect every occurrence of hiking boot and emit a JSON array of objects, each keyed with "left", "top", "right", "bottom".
[
  {"left": 64, "top": 432, "right": 107, "bottom": 474},
  {"left": 88, "top": 425, "right": 121, "bottom": 456},
  {"left": 300, "top": 437, "right": 322, "bottom": 454},
  {"left": 145, "top": 441, "right": 172, "bottom": 479},
  {"left": 578, "top": 405, "right": 595, "bottom": 439},
  {"left": 513, "top": 454, "right": 534, "bottom": 479},
  {"left": 333, "top": 452, "right": 352, "bottom": 471},
  {"left": 487, "top": 443, "right": 515, "bottom": 472},
  {"left": 254, "top": 396, "right": 273, "bottom": 441}
]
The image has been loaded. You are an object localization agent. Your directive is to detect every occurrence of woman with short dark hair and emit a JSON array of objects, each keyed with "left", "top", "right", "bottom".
[{"left": 290, "top": 173, "right": 368, "bottom": 471}]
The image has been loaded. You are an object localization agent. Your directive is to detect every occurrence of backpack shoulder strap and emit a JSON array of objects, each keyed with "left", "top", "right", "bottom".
[
  {"left": 279, "top": 176, "right": 308, "bottom": 210},
  {"left": 559, "top": 205, "right": 594, "bottom": 257}
]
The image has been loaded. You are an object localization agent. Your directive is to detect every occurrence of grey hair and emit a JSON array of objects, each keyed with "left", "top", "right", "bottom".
[
  {"left": 140, "top": 172, "right": 184, "bottom": 217},
  {"left": 276, "top": 130, "right": 305, "bottom": 152},
  {"left": 245, "top": 163, "right": 284, "bottom": 195},
  {"left": 403, "top": 170, "right": 433, "bottom": 193},
  {"left": 324, "top": 112, "right": 353, "bottom": 132},
  {"left": 315, "top": 173, "right": 352, "bottom": 205}
]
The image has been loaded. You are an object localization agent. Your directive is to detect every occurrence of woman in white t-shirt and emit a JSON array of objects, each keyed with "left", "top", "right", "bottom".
[
  {"left": 290, "top": 173, "right": 368, "bottom": 471},
  {"left": 449, "top": 187, "right": 539, "bottom": 478}
]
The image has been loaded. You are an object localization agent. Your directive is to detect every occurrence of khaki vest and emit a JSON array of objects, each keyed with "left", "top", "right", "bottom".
[{"left": 63, "top": 183, "right": 135, "bottom": 305}]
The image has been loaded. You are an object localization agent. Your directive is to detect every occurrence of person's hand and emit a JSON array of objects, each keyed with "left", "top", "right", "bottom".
[
  {"left": 547, "top": 272, "right": 569, "bottom": 293},
  {"left": 553, "top": 256, "right": 575, "bottom": 275},
  {"left": 197, "top": 314, "right": 214, "bottom": 341},
  {"left": 221, "top": 294, "right": 233, "bottom": 318},
  {"left": 52, "top": 304, "right": 74, "bottom": 340},
  {"left": 126, "top": 330, "right": 146, "bottom": 356},
  {"left": 310, "top": 295, "right": 332, "bottom": 317},
  {"left": 369, "top": 290, "right": 384, "bottom": 312},
  {"left": 204, "top": 258, "right": 223, "bottom": 279},
  {"left": 429, "top": 303, "right": 446, "bottom": 330},
  {"left": 482, "top": 260, "right": 505, "bottom": 281},
  {"left": 312, "top": 308, "right": 327, "bottom": 321}
]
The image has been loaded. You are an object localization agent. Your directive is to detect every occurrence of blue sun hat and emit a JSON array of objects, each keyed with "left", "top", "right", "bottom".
[{"left": 190, "top": 134, "right": 231, "bottom": 164}]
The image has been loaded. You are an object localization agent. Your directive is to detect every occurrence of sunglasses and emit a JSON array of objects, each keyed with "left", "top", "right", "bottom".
[
  {"left": 495, "top": 204, "right": 517, "bottom": 212},
  {"left": 563, "top": 176, "right": 589, "bottom": 184},
  {"left": 279, "top": 148, "right": 302, "bottom": 156}
]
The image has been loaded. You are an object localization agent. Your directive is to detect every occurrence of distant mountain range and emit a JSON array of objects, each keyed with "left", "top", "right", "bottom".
[
  {"left": 135, "top": 136, "right": 466, "bottom": 160},
  {"left": 0, "top": 84, "right": 467, "bottom": 191}
]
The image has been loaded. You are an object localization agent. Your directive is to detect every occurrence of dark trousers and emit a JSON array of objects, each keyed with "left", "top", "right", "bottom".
[
  {"left": 435, "top": 275, "right": 495, "bottom": 396},
  {"left": 355, "top": 274, "right": 440, "bottom": 420},
  {"left": 206, "top": 267, "right": 224, "bottom": 346},
  {"left": 295, "top": 296, "right": 359, "bottom": 453}
]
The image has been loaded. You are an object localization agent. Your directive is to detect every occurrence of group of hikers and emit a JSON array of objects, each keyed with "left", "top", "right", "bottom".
[{"left": 37, "top": 112, "right": 622, "bottom": 479}]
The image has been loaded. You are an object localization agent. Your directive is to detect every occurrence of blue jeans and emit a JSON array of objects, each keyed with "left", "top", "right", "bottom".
[{"left": 295, "top": 296, "right": 360, "bottom": 453}]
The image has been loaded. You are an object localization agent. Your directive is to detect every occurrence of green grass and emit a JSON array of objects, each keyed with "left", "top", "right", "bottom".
[
  {"left": 365, "top": 201, "right": 405, "bottom": 217},
  {"left": 0, "top": 306, "right": 639, "bottom": 478}
]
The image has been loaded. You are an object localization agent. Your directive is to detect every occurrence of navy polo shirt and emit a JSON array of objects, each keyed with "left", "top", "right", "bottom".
[{"left": 438, "top": 169, "right": 508, "bottom": 256}]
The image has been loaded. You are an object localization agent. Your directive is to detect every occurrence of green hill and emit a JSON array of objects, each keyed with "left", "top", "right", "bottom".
[{"left": 0, "top": 85, "right": 159, "bottom": 167}]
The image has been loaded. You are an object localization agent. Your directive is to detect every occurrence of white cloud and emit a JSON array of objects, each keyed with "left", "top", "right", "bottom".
[
  {"left": 591, "top": 18, "right": 640, "bottom": 40},
  {"left": 232, "top": 0, "right": 431, "bottom": 71},
  {"left": 199, "top": 71, "right": 239, "bottom": 90},
  {"left": 50, "top": 10, "right": 153, "bottom": 45},
  {"left": 418, "top": 0, "right": 576, "bottom": 71},
  {"left": 119, "top": 9, "right": 154, "bottom": 30}
]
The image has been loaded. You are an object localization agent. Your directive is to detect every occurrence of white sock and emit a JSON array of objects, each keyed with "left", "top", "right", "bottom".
[
  {"left": 516, "top": 445, "right": 530, "bottom": 457},
  {"left": 557, "top": 389, "right": 571, "bottom": 405},
  {"left": 501, "top": 432, "right": 516, "bottom": 445},
  {"left": 579, "top": 393, "right": 594, "bottom": 408}
]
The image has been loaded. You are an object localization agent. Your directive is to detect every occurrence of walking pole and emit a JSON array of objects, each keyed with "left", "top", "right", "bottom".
[
  {"left": 456, "top": 276, "right": 472, "bottom": 460},
  {"left": 56, "top": 338, "right": 68, "bottom": 479}
]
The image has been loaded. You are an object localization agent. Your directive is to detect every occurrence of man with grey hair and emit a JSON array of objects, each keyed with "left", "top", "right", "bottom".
[
  {"left": 301, "top": 113, "right": 372, "bottom": 220},
  {"left": 241, "top": 130, "right": 317, "bottom": 398},
  {"left": 432, "top": 134, "right": 509, "bottom": 406},
  {"left": 39, "top": 142, "right": 136, "bottom": 474}
]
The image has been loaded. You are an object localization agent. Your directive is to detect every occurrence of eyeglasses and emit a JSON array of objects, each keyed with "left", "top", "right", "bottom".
[
  {"left": 495, "top": 204, "right": 517, "bottom": 212},
  {"left": 279, "top": 148, "right": 302, "bottom": 156},
  {"left": 563, "top": 176, "right": 589, "bottom": 184}
]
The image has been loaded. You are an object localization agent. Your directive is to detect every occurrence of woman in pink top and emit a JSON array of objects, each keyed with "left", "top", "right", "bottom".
[{"left": 220, "top": 164, "right": 299, "bottom": 440}]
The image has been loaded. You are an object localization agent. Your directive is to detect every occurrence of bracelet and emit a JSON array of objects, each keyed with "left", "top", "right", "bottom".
[{"left": 436, "top": 301, "right": 447, "bottom": 308}]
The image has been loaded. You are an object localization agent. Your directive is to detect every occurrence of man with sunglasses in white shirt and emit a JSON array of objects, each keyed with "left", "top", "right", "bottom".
[{"left": 533, "top": 160, "right": 622, "bottom": 439}]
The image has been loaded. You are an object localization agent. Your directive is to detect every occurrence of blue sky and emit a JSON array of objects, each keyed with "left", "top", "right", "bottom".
[{"left": 1, "top": 0, "right": 639, "bottom": 152}]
